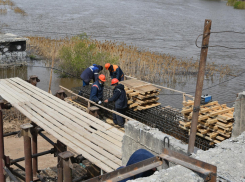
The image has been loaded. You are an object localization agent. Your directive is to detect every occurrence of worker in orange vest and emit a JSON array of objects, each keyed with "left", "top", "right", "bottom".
[
  {"left": 104, "top": 78, "right": 127, "bottom": 127},
  {"left": 90, "top": 74, "right": 106, "bottom": 104},
  {"left": 105, "top": 63, "right": 124, "bottom": 81}
]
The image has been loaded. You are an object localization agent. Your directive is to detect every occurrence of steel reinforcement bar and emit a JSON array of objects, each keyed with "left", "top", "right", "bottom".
[{"left": 71, "top": 86, "right": 214, "bottom": 150}]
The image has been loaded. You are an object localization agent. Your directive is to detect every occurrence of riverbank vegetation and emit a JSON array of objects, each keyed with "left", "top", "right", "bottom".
[
  {"left": 0, "top": 0, "right": 27, "bottom": 15},
  {"left": 27, "top": 35, "right": 234, "bottom": 85},
  {"left": 227, "top": 0, "right": 245, "bottom": 9}
]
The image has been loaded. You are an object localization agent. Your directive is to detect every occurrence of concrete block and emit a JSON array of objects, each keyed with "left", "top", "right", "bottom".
[
  {"left": 127, "top": 165, "right": 204, "bottom": 182},
  {"left": 233, "top": 92, "right": 245, "bottom": 137},
  {"left": 125, "top": 120, "right": 143, "bottom": 142}
]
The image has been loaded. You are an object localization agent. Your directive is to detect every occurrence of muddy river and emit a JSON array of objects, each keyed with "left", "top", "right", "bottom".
[{"left": 0, "top": 0, "right": 245, "bottom": 108}]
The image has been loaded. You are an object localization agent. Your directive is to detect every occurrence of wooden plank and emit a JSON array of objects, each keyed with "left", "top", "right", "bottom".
[
  {"left": 137, "top": 92, "right": 159, "bottom": 100},
  {"left": 9, "top": 78, "right": 124, "bottom": 141},
  {"left": 1, "top": 85, "right": 120, "bottom": 168},
  {"left": 179, "top": 121, "right": 191, "bottom": 128},
  {"left": 0, "top": 82, "right": 123, "bottom": 157},
  {"left": 129, "top": 102, "right": 138, "bottom": 108},
  {"left": 127, "top": 100, "right": 133, "bottom": 104},
  {"left": 209, "top": 107, "right": 234, "bottom": 117},
  {"left": 137, "top": 102, "right": 161, "bottom": 110},
  {"left": 0, "top": 88, "right": 115, "bottom": 172},
  {"left": 128, "top": 92, "right": 140, "bottom": 97},
  {"left": 26, "top": 102, "right": 122, "bottom": 165},
  {"left": 133, "top": 85, "right": 160, "bottom": 94},
  {"left": 4, "top": 80, "right": 122, "bottom": 143},
  {"left": 216, "top": 136, "right": 225, "bottom": 141},
  {"left": 12, "top": 77, "right": 124, "bottom": 138},
  {"left": 126, "top": 90, "right": 134, "bottom": 94},
  {"left": 3, "top": 80, "right": 123, "bottom": 150},
  {"left": 135, "top": 97, "right": 159, "bottom": 105},
  {"left": 206, "top": 118, "right": 218, "bottom": 125}
]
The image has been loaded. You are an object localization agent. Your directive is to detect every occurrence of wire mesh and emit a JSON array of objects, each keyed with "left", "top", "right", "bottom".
[{"left": 71, "top": 85, "right": 214, "bottom": 151}]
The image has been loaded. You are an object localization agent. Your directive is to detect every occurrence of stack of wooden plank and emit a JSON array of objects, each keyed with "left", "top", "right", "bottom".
[
  {"left": 179, "top": 100, "right": 234, "bottom": 144},
  {"left": 120, "top": 79, "right": 161, "bottom": 111}
]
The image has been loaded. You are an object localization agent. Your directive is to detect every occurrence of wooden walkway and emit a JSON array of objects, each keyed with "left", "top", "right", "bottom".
[{"left": 0, "top": 77, "right": 124, "bottom": 172}]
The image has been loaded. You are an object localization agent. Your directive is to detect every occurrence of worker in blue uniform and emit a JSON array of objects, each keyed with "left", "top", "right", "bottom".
[
  {"left": 80, "top": 64, "right": 103, "bottom": 86},
  {"left": 89, "top": 74, "right": 106, "bottom": 104},
  {"left": 105, "top": 63, "right": 124, "bottom": 81},
  {"left": 104, "top": 78, "right": 127, "bottom": 127}
]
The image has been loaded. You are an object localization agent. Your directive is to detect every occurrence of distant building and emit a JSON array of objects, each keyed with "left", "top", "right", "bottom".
[{"left": 0, "top": 33, "right": 28, "bottom": 64}]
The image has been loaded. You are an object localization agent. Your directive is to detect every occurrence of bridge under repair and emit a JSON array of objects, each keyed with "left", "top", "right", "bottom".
[{"left": 0, "top": 77, "right": 125, "bottom": 181}]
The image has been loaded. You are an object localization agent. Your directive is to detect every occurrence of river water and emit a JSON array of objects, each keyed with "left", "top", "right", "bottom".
[{"left": 0, "top": 0, "right": 245, "bottom": 108}]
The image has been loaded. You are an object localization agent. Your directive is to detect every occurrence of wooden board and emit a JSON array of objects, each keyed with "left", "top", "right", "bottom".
[
  {"left": 120, "top": 79, "right": 160, "bottom": 94},
  {"left": 0, "top": 78, "right": 124, "bottom": 172},
  {"left": 137, "top": 102, "right": 161, "bottom": 110}
]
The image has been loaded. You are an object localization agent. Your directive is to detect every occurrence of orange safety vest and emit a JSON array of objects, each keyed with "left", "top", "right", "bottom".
[{"left": 112, "top": 65, "right": 118, "bottom": 72}]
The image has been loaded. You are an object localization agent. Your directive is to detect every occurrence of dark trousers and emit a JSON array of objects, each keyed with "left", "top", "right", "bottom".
[{"left": 113, "top": 108, "right": 126, "bottom": 127}]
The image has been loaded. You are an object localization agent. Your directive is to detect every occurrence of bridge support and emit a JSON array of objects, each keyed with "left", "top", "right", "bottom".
[
  {"left": 21, "top": 123, "right": 33, "bottom": 182},
  {"left": 0, "top": 104, "right": 6, "bottom": 182},
  {"left": 58, "top": 151, "right": 74, "bottom": 182}
]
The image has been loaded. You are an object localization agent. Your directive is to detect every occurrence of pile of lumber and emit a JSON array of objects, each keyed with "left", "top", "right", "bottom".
[
  {"left": 179, "top": 100, "right": 234, "bottom": 144},
  {"left": 120, "top": 79, "right": 161, "bottom": 111}
]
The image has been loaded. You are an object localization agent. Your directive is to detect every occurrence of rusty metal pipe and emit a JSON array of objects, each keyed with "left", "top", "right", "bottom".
[
  {"left": 39, "top": 132, "right": 55, "bottom": 146},
  {"left": 63, "top": 159, "right": 72, "bottom": 182},
  {"left": 3, "top": 166, "right": 21, "bottom": 182},
  {"left": 13, "top": 163, "right": 25, "bottom": 171},
  {"left": 10, "top": 169, "right": 25, "bottom": 181},
  {"left": 32, "top": 130, "right": 38, "bottom": 178},
  {"left": 188, "top": 19, "right": 212, "bottom": 155},
  {"left": 0, "top": 107, "right": 5, "bottom": 182},
  {"left": 3, "top": 131, "right": 20, "bottom": 137},
  {"left": 23, "top": 134, "right": 33, "bottom": 182},
  {"left": 10, "top": 149, "right": 54, "bottom": 164}
]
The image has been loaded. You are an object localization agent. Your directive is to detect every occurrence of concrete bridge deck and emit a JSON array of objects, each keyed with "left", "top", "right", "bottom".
[{"left": 0, "top": 77, "right": 124, "bottom": 172}]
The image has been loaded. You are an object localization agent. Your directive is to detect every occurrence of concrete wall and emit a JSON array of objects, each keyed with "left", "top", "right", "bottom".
[
  {"left": 0, "top": 34, "right": 28, "bottom": 64},
  {"left": 128, "top": 131, "right": 245, "bottom": 182},
  {"left": 233, "top": 91, "right": 245, "bottom": 137},
  {"left": 122, "top": 120, "right": 199, "bottom": 165}
]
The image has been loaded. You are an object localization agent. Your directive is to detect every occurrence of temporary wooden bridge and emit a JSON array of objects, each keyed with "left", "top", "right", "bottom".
[{"left": 0, "top": 77, "right": 124, "bottom": 172}]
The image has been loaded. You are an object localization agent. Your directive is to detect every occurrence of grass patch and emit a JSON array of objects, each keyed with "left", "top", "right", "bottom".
[
  {"left": 234, "top": 1, "right": 245, "bottom": 9},
  {"left": 227, "top": 0, "right": 245, "bottom": 9}
]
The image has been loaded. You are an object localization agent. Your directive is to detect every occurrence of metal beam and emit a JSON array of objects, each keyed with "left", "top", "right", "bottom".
[
  {"left": 21, "top": 124, "right": 33, "bottom": 182},
  {"left": 84, "top": 156, "right": 163, "bottom": 182},
  {"left": 83, "top": 148, "right": 216, "bottom": 182},
  {"left": 188, "top": 19, "right": 212, "bottom": 154},
  {"left": 3, "top": 166, "right": 21, "bottom": 182},
  {"left": 0, "top": 105, "right": 5, "bottom": 182},
  {"left": 10, "top": 149, "right": 54, "bottom": 164}
]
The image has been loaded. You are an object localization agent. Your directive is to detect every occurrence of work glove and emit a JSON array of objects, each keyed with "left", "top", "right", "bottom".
[{"left": 98, "top": 101, "right": 102, "bottom": 105}]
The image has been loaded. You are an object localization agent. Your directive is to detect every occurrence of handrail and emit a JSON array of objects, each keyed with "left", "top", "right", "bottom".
[{"left": 60, "top": 85, "right": 134, "bottom": 121}]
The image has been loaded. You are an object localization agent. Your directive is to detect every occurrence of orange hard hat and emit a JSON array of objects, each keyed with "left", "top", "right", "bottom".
[
  {"left": 105, "top": 63, "right": 111, "bottom": 70},
  {"left": 98, "top": 74, "right": 106, "bottom": 82},
  {"left": 111, "top": 78, "right": 119, "bottom": 85}
]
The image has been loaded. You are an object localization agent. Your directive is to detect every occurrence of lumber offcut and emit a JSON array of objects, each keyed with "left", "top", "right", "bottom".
[
  {"left": 120, "top": 79, "right": 161, "bottom": 111},
  {"left": 179, "top": 100, "right": 234, "bottom": 144}
]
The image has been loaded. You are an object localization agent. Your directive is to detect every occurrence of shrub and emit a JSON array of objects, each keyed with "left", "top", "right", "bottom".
[
  {"left": 227, "top": 0, "right": 236, "bottom": 5},
  {"left": 234, "top": 1, "right": 245, "bottom": 9},
  {"left": 58, "top": 35, "right": 118, "bottom": 77}
]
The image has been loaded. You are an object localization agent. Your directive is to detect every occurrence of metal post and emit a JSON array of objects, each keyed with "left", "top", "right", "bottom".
[
  {"left": 32, "top": 127, "right": 38, "bottom": 179},
  {"left": 21, "top": 123, "right": 33, "bottom": 182},
  {"left": 188, "top": 19, "right": 212, "bottom": 155},
  {"left": 58, "top": 151, "right": 74, "bottom": 182},
  {"left": 0, "top": 105, "right": 5, "bottom": 182},
  {"left": 56, "top": 140, "right": 67, "bottom": 182}
]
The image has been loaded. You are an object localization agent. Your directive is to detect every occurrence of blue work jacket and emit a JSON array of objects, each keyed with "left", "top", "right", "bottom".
[{"left": 89, "top": 80, "right": 104, "bottom": 103}]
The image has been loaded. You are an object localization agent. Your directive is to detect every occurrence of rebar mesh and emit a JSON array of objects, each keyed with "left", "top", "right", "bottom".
[{"left": 71, "top": 86, "right": 214, "bottom": 151}]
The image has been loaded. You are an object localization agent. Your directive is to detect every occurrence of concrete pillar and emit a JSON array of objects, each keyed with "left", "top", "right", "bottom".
[{"left": 233, "top": 92, "right": 245, "bottom": 137}]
